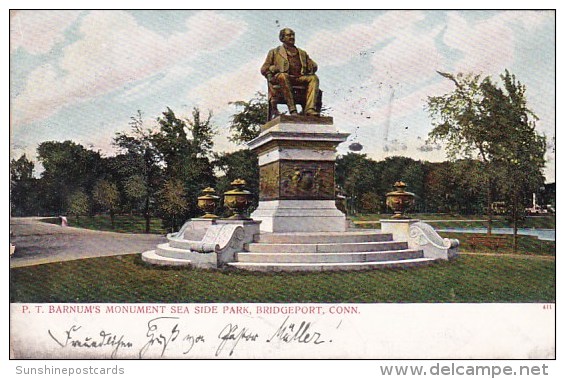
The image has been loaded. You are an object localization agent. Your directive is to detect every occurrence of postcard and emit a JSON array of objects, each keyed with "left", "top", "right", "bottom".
[{"left": 8, "top": 8, "right": 556, "bottom": 364}]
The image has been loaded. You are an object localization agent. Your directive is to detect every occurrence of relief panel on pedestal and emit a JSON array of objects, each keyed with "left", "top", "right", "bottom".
[{"left": 259, "top": 160, "right": 335, "bottom": 201}]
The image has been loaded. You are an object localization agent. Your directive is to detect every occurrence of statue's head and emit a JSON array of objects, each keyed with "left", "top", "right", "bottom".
[{"left": 279, "top": 28, "right": 295, "bottom": 45}]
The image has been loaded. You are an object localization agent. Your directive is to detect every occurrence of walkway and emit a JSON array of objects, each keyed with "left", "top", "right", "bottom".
[{"left": 9, "top": 217, "right": 167, "bottom": 268}]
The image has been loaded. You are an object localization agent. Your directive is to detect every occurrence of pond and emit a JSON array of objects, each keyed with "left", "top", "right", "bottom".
[{"left": 435, "top": 227, "right": 555, "bottom": 241}]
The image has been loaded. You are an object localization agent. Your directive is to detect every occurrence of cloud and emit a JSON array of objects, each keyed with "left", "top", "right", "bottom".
[
  {"left": 12, "top": 10, "right": 247, "bottom": 128},
  {"left": 185, "top": 59, "right": 265, "bottom": 115},
  {"left": 118, "top": 64, "right": 195, "bottom": 103},
  {"left": 330, "top": 76, "right": 454, "bottom": 134},
  {"left": 10, "top": 10, "right": 81, "bottom": 55},
  {"left": 305, "top": 11, "right": 426, "bottom": 67},
  {"left": 443, "top": 12, "right": 516, "bottom": 75},
  {"left": 496, "top": 10, "right": 551, "bottom": 32},
  {"left": 369, "top": 26, "right": 444, "bottom": 86}
]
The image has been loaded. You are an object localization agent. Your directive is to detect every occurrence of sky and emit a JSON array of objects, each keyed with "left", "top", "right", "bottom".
[{"left": 9, "top": 9, "right": 556, "bottom": 181}]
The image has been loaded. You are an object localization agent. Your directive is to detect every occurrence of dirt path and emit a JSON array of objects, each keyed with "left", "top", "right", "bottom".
[{"left": 9, "top": 217, "right": 167, "bottom": 268}]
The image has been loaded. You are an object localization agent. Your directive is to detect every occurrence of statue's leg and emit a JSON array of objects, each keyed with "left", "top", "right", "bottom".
[
  {"left": 275, "top": 73, "right": 297, "bottom": 114},
  {"left": 298, "top": 75, "right": 320, "bottom": 116}
]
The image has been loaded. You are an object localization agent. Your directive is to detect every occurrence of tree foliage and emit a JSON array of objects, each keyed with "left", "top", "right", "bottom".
[
  {"left": 10, "top": 154, "right": 39, "bottom": 216},
  {"left": 427, "top": 70, "right": 546, "bottom": 243},
  {"left": 113, "top": 111, "right": 162, "bottom": 232},
  {"left": 92, "top": 179, "right": 120, "bottom": 228},
  {"left": 186, "top": 107, "right": 216, "bottom": 158},
  {"left": 36, "top": 140, "right": 103, "bottom": 215},
  {"left": 228, "top": 92, "right": 268, "bottom": 144},
  {"left": 67, "top": 189, "right": 90, "bottom": 224},
  {"left": 157, "top": 179, "right": 188, "bottom": 232},
  {"left": 10, "top": 88, "right": 549, "bottom": 241},
  {"left": 151, "top": 107, "right": 216, "bottom": 224}
]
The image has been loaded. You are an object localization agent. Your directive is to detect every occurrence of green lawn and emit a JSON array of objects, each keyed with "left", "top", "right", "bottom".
[
  {"left": 10, "top": 254, "right": 555, "bottom": 303},
  {"left": 439, "top": 232, "right": 555, "bottom": 256},
  {"left": 40, "top": 213, "right": 555, "bottom": 235},
  {"left": 40, "top": 215, "right": 168, "bottom": 234},
  {"left": 352, "top": 214, "right": 556, "bottom": 229}
]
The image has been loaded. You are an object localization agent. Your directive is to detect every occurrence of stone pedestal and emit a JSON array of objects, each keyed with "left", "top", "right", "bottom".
[
  {"left": 380, "top": 219, "right": 420, "bottom": 243},
  {"left": 248, "top": 115, "right": 349, "bottom": 232},
  {"left": 380, "top": 219, "right": 459, "bottom": 260},
  {"left": 251, "top": 200, "right": 347, "bottom": 233}
]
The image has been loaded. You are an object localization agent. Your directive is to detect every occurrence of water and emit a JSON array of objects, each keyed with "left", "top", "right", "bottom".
[{"left": 435, "top": 227, "right": 555, "bottom": 241}]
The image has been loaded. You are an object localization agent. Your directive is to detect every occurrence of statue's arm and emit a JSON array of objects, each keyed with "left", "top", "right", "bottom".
[
  {"left": 305, "top": 51, "right": 318, "bottom": 74},
  {"left": 310, "top": 58, "right": 318, "bottom": 74},
  {"left": 260, "top": 49, "right": 277, "bottom": 77}
]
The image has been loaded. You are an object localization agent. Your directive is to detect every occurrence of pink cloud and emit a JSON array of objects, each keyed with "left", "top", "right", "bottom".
[
  {"left": 12, "top": 11, "right": 247, "bottom": 128},
  {"left": 10, "top": 10, "right": 81, "bottom": 55},
  {"left": 305, "top": 11, "right": 426, "bottom": 67}
]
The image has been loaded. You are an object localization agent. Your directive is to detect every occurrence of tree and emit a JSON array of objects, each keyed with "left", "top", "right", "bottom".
[
  {"left": 157, "top": 179, "right": 188, "bottom": 232},
  {"left": 427, "top": 70, "right": 546, "bottom": 242},
  {"left": 152, "top": 107, "right": 217, "bottom": 222},
  {"left": 228, "top": 92, "right": 268, "bottom": 144},
  {"left": 92, "top": 179, "right": 120, "bottom": 229},
  {"left": 359, "top": 192, "right": 382, "bottom": 214},
  {"left": 186, "top": 107, "right": 216, "bottom": 159},
  {"left": 335, "top": 153, "right": 382, "bottom": 215},
  {"left": 10, "top": 154, "right": 39, "bottom": 216},
  {"left": 483, "top": 72, "right": 546, "bottom": 249},
  {"left": 122, "top": 174, "right": 148, "bottom": 212},
  {"left": 37, "top": 141, "right": 103, "bottom": 215},
  {"left": 114, "top": 111, "right": 162, "bottom": 233},
  {"left": 67, "top": 189, "right": 89, "bottom": 225},
  {"left": 152, "top": 107, "right": 193, "bottom": 180}
]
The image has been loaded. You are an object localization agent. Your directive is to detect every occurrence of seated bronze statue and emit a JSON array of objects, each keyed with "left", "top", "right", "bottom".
[{"left": 261, "top": 28, "right": 323, "bottom": 120}]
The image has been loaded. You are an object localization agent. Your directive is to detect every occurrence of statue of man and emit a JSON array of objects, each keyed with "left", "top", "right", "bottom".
[{"left": 261, "top": 28, "right": 320, "bottom": 116}]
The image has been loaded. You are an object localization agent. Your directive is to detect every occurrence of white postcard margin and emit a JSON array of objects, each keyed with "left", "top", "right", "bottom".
[{"left": 10, "top": 302, "right": 555, "bottom": 359}]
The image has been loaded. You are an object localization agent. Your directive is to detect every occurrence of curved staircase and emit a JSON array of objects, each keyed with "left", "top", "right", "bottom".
[{"left": 227, "top": 229, "right": 435, "bottom": 272}]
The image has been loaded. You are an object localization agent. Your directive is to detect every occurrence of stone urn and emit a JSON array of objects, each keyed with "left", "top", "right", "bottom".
[
  {"left": 223, "top": 179, "right": 253, "bottom": 220},
  {"left": 197, "top": 187, "right": 220, "bottom": 219},
  {"left": 386, "top": 181, "right": 415, "bottom": 219}
]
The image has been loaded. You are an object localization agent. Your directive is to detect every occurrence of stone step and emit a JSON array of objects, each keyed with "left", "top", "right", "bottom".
[
  {"left": 228, "top": 258, "right": 436, "bottom": 272},
  {"left": 155, "top": 243, "right": 193, "bottom": 259},
  {"left": 169, "top": 238, "right": 198, "bottom": 250},
  {"left": 167, "top": 229, "right": 207, "bottom": 247},
  {"left": 236, "top": 249, "right": 423, "bottom": 264},
  {"left": 246, "top": 241, "right": 408, "bottom": 254},
  {"left": 254, "top": 230, "right": 392, "bottom": 244},
  {"left": 141, "top": 250, "right": 192, "bottom": 266}
]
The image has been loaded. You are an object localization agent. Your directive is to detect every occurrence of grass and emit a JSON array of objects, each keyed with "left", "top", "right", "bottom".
[
  {"left": 352, "top": 214, "right": 556, "bottom": 229},
  {"left": 440, "top": 232, "right": 555, "bottom": 256},
  {"left": 24, "top": 213, "right": 554, "bottom": 304},
  {"left": 40, "top": 215, "right": 167, "bottom": 234},
  {"left": 10, "top": 254, "right": 555, "bottom": 303},
  {"left": 40, "top": 213, "right": 555, "bottom": 235}
]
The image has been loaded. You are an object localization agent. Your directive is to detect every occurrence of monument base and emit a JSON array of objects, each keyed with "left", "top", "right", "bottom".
[
  {"left": 380, "top": 219, "right": 459, "bottom": 260},
  {"left": 251, "top": 200, "right": 347, "bottom": 233},
  {"left": 380, "top": 219, "right": 420, "bottom": 242}
]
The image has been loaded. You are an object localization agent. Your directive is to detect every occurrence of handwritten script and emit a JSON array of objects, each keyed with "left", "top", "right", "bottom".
[{"left": 46, "top": 316, "right": 338, "bottom": 358}]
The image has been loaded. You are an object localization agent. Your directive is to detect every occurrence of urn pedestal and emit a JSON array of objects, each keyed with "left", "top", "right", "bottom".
[{"left": 247, "top": 115, "right": 349, "bottom": 232}]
